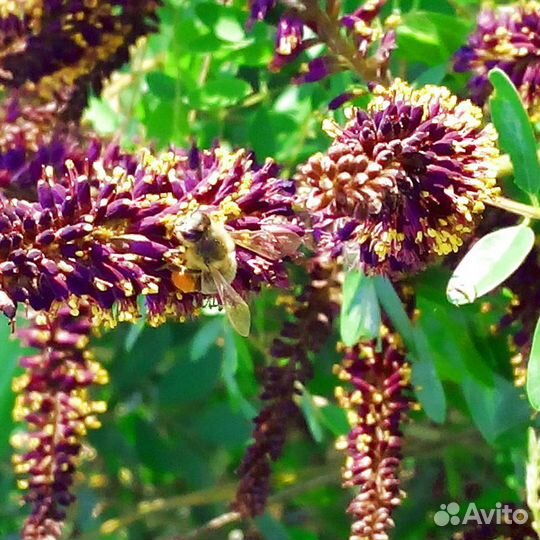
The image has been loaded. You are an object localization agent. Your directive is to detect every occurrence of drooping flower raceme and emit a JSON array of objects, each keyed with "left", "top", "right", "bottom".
[
  {"left": 335, "top": 327, "right": 410, "bottom": 540},
  {"left": 12, "top": 301, "right": 107, "bottom": 540},
  {"left": 234, "top": 259, "right": 340, "bottom": 517},
  {"left": 0, "top": 144, "right": 301, "bottom": 327},
  {"left": 454, "top": 1, "right": 540, "bottom": 117},
  {"left": 295, "top": 79, "right": 500, "bottom": 277},
  {"left": 0, "top": 1, "right": 162, "bottom": 119}
]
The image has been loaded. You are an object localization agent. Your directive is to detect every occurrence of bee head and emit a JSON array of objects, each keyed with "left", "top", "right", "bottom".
[{"left": 176, "top": 210, "right": 211, "bottom": 243}]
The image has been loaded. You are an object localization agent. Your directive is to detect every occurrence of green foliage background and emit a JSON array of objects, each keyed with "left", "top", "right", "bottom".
[{"left": 0, "top": 0, "right": 536, "bottom": 538}]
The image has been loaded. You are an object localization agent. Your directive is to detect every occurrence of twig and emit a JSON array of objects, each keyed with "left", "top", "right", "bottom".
[
  {"left": 187, "top": 54, "right": 212, "bottom": 127},
  {"left": 75, "top": 425, "right": 485, "bottom": 540},
  {"left": 118, "top": 39, "right": 150, "bottom": 136},
  {"left": 294, "top": 0, "right": 390, "bottom": 84},
  {"left": 174, "top": 511, "right": 242, "bottom": 540},
  {"left": 174, "top": 468, "right": 340, "bottom": 540},
  {"left": 489, "top": 196, "right": 540, "bottom": 220}
]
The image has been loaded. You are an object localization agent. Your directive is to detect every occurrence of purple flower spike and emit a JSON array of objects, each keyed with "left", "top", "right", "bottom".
[
  {"left": 335, "top": 327, "right": 411, "bottom": 540},
  {"left": 13, "top": 301, "right": 108, "bottom": 540},
  {"left": 0, "top": 144, "right": 302, "bottom": 327},
  {"left": 234, "top": 260, "right": 340, "bottom": 517},
  {"left": 248, "top": 0, "right": 395, "bottom": 85},
  {"left": 0, "top": 1, "right": 162, "bottom": 120}
]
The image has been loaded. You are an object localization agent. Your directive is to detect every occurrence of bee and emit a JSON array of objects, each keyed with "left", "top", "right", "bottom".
[{"left": 173, "top": 210, "right": 301, "bottom": 337}]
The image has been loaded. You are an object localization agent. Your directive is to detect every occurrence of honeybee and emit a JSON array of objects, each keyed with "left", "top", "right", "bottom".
[{"left": 173, "top": 210, "right": 301, "bottom": 337}]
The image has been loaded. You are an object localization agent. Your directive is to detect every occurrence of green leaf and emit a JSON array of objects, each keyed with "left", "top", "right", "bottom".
[
  {"left": 195, "top": 3, "right": 245, "bottom": 43},
  {"left": 142, "top": 99, "right": 182, "bottom": 146},
  {"left": 411, "top": 327, "right": 447, "bottom": 423},
  {"left": 416, "top": 295, "right": 493, "bottom": 387},
  {"left": 373, "top": 276, "right": 417, "bottom": 355},
  {"left": 195, "top": 402, "right": 252, "bottom": 447},
  {"left": 223, "top": 328, "right": 256, "bottom": 417},
  {"left": 318, "top": 403, "right": 349, "bottom": 437},
  {"left": 84, "top": 96, "right": 121, "bottom": 135},
  {"left": 340, "top": 271, "right": 380, "bottom": 346},
  {"left": 191, "top": 318, "right": 224, "bottom": 361},
  {"left": 396, "top": 12, "right": 469, "bottom": 67},
  {"left": 489, "top": 68, "right": 540, "bottom": 195},
  {"left": 299, "top": 390, "right": 324, "bottom": 443},
  {"left": 124, "top": 317, "right": 146, "bottom": 352},
  {"left": 192, "top": 77, "right": 252, "bottom": 110},
  {"left": 447, "top": 225, "right": 535, "bottom": 305},
  {"left": 113, "top": 325, "right": 171, "bottom": 393},
  {"left": 159, "top": 344, "right": 221, "bottom": 406},
  {"left": 255, "top": 515, "right": 291, "bottom": 540},
  {"left": 527, "top": 314, "right": 540, "bottom": 410},
  {"left": 415, "top": 64, "right": 447, "bottom": 86},
  {"left": 396, "top": 13, "right": 445, "bottom": 65},
  {"left": 134, "top": 417, "right": 176, "bottom": 473},
  {"left": 373, "top": 277, "right": 446, "bottom": 422},
  {"left": 0, "top": 321, "right": 23, "bottom": 459},
  {"left": 146, "top": 72, "right": 177, "bottom": 101},
  {"left": 463, "top": 375, "right": 529, "bottom": 444},
  {"left": 214, "top": 15, "right": 245, "bottom": 42}
]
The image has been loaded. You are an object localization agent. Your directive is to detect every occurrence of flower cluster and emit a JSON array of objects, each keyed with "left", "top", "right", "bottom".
[
  {"left": 0, "top": 1, "right": 162, "bottom": 119},
  {"left": 0, "top": 143, "right": 301, "bottom": 327},
  {"left": 295, "top": 79, "right": 500, "bottom": 277},
  {"left": 335, "top": 327, "right": 410, "bottom": 540},
  {"left": 454, "top": 1, "right": 540, "bottom": 118},
  {"left": 234, "top": 260, "right": 340, "bottom": 517},
  {"left": 249, "top": 0, "right": 396, "bottom": 85},
  {"left": 12, "top": 301, "right": 107, "bottom": 540}
]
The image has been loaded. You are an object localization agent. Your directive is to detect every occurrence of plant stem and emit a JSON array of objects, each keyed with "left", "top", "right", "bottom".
[
  {"left": 187, "top": 54, "right": 212, "bottom": 127},
  {"left": 488, "top": 196, "right": 540, "bottom": 220},
  {"left": 289, "top": 0, "right": 389, "bottom": 84}
]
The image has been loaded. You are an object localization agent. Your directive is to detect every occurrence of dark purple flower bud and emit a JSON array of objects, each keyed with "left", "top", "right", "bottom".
[
  {"left": 329, "top": 92, "right": 355, "bottom": 110},
  {"left": 271, "top": 14, "right": 305, "bottom": 71},
  {"left": 247, "top": 0, "right": 276, "bottom": 29},
  {"left": 295, "top": 56, "right": 337, "bottom": 84}
]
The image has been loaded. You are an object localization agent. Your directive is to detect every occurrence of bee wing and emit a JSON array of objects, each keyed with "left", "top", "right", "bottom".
[
  {"left": 231, "top": 228, "right": 302, "bottom": 260},
  {"left": 208, "top": 267, "right": 251, "bottom": 337},
  {"left": 200, "top": 271, "right": 217, "bottom": 294}
]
